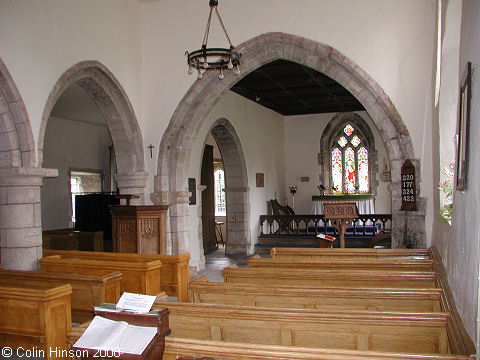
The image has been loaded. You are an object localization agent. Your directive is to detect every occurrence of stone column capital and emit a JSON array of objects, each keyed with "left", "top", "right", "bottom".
[
  {"left": 0, "top": 167, "right": 58, "bottom": 186},
  {"left": 114, "top": 171, "right": 149, "bottom": 188}
]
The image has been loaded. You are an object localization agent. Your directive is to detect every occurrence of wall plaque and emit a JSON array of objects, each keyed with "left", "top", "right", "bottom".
[
  {"left": 400, "top": 159, "right": 417, "bottom": 211},
  {"left": 256, "top": 173, "right": 264, "bottom": 187}
]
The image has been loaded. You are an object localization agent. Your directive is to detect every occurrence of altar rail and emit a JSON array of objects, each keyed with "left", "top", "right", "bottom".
[{"left": 260, "top": 214, "right": 392, "bottom": 236}]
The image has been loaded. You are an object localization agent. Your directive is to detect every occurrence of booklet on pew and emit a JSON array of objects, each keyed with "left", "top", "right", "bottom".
[
  {"left": 94, "top": 292, "right": 156, "bottom": 314},
  {"left": 115, "top": 292, "right": 156, "bottom": 313},
  {"left": 73, "top": 315, "right": 157, "bottom": 355}
]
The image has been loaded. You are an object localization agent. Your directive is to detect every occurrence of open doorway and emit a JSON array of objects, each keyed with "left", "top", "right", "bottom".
[{"left": 201, "top": 133, "right": 227, "bottom": 254}]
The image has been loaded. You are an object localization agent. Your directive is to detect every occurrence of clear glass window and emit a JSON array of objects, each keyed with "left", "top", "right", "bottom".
[{"left": 214, "top": 169, "right": 226, "bottom": 216}]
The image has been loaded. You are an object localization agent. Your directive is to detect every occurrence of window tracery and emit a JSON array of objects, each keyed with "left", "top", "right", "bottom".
[{"left": 320, "top": 113, "right": 378, "bottom": 196}]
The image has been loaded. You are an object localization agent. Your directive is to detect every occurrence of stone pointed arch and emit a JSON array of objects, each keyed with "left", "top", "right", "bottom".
[
  {"left": 0, "top": 58, "right": 57, "bottom": 270},
  {"left": 155, "top": 32, "right": 425, "bottom": 253},
  {"left": 210, "top": 119, "right": 250, "bottom": 255},
  {"left": 0, "top": 57, "right": 36, "bottom": 168},
  {"left": 39, "top": 61, "right": 147, "bottom": 201}
]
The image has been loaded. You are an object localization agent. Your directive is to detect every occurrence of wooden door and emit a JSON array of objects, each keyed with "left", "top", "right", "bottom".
[{"left": 201, "top": 145, "right": 217, "bottom": 254}]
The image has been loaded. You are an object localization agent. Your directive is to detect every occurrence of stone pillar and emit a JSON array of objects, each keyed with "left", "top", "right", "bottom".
[
  {"left": 114, "top": 172, "right": 148, "bottom": 205},
  {"left": 389, "top": 158, "right": 426, "bottom": 249},
  {"left": 224, "top": 186, "right": 251, "bottom": 255},
  {"left": 0, "top": 167, "right": 58, "bottom": 270},
  {"left": 151, "top": 190, "right": 190, "bottom": 255}
]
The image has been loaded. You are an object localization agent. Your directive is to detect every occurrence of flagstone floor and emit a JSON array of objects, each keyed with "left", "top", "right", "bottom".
[{"left": 195, "top": 245, "right": 252, "bottom": 283}]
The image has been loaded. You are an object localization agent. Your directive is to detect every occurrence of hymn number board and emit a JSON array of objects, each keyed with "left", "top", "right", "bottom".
[{"left": 401, "top": 159, "right": 417, "bottom": 211}]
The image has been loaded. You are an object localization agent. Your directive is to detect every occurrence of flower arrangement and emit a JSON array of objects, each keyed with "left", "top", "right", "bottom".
[{"left": 438, "top": 161, "right": 455, "bottom": 224}]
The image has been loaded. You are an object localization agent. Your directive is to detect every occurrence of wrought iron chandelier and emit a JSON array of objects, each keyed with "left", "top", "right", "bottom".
[{"left": 185, "top": 0, "right": 241, "bottom": 80}]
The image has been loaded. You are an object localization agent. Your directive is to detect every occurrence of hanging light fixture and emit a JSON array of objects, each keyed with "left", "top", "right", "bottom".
[{"left": 185, "top": 0, "right": 241, "bottom": 80}]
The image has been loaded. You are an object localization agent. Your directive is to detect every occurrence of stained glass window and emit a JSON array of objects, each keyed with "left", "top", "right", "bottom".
[
  {"left": 344, "top": 124, "right": 354, "bottom": 136},
  {"left": 330, "top": 124, "right": 369, "bottom": 193},
  {"left": 338, "top": 136, "right": 348, "bottom": 148},
  {"left": 344, "top": 147, "right": 356, "bottom": 192},
  {"left": 351, "top": 135, "right": 361, "bottom": 147},
  {"left": 357, "top": 147, "right": 369, "bottom": 193},
  {"left": 331, "top": 148, "right": 343, "bottom": 193}
]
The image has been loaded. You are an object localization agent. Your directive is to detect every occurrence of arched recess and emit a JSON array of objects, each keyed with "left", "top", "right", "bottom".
[
  {"left": 0, "top": 58, "right": 35, "bottom": 168},
  {"left": 154, "top": 32, "right": 425, "bottom": 253},
  {"left": 39, "top": 61, "right": 147, "bottom": 202},
  {"left": 320, "top": 112, "right": 379, "bottom": 196},
  {"left": 208, "top": 119, "right": 250, "bottom": 255}
]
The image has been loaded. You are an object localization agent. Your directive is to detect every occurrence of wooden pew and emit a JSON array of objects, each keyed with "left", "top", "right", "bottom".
[
  {"left": 67, "top": 329, "right": 471, "bottom": 360},
  {"left": 188, "top": 276, "right": 442, "bottom": 312},
  {"left": 248, "top": 254, "right": 435, "bottom": 271},
  {"left": 270, "top": 247, "right": 432, "bottom": 260},
  {"left": 150, "top": 301, "right": 452, "bottom": 355},
  {"left": 43, "top": 228, "right": 104, "bottom": 252},
  {"left": 222, "top": 265, "right": 438, "bottom": 288},
  {"left": 0, "top": 269, "right": 121, "bottom": 323},
  {"left": 42, "top": 249, "right": 190, "bottom": 301},
  {"left": 0, "top": 280, "right": 72, "bottom": 360},
  {"left": 163, "top": 337, "right": 472, "bottom": 360},
  {"left": 40, "top": 255, "right": 162, "bottom": 296}
]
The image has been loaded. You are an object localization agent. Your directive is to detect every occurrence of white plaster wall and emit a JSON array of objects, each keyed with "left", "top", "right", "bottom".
[
  {"left": 142, "top": 0, "right": 436, "bottom": 244},
  {"left": 284, "top": 112, "right": 391, "bottom": 215},
  {"left": 0, "top": 0, "right": 143, "bottom": 162},
  {"left": 41, "top": 116, "right": 113, "bottom": 230},
  {"left": 434, "top": 0, "right": 480, "bottom": 347},
  {"left": 187, "top": 91, "right": 285, "bottom": 270}
]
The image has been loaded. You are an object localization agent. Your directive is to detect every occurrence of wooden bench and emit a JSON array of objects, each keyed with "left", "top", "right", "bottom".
[
  {"left": 40, "top": 255, "right": 162, "bottom": 296},
  {"left": 222, "top": 265, "right": 438, "bottom": 288},
  {"left": 67, "top": 329, "right": 472, "bottom": 360},
  {"left": 163, "top": 337, "right": 473, "bottom": 360},
  {"left": 188, "top": 276, "right": 442, "bottom": 312},
  {"left": 43, "top": 228, "right": 104, "bottom": 252},
  {"left": 0, "top": 269, "right": 121, "bottom": 323},
  {"left": 150, "top": 301, "right": 452, "bottom": 355},
  {"left": 248, "top": 254, "right": 435, "bottom": 271},
  {"left": 43, "top": 249, "right": 190, "bottom": 301},
  {"left": 270, "top": 247, "right": 432, "bottom": 260},
  {"left": 0, "top": 279, "right": 72, "bottom": 360}
]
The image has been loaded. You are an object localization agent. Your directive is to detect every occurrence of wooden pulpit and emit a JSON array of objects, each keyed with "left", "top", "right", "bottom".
[{"left": 110, "top": 201, "right": 169, "bottom": 254}]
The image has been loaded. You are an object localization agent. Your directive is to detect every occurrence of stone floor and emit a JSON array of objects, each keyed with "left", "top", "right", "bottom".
[{"left": 196, "top": 245, "right": 252, "bottom": 282}]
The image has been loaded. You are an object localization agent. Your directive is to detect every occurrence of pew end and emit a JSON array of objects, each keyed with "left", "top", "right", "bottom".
[{"left": 0, "top": 281, "right": 72, "bottom": 360}]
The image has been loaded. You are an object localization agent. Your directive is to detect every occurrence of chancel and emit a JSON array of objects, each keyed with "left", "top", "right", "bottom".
[{"left": 0, "top": 0, "right": 479, "bottom": 359}]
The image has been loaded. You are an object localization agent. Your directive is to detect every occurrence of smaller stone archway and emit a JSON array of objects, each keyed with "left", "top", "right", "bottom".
[
  {"left": 39, "top": 61, "right": 147, "bottom": 202},
  {"left": 208, "top": 119, "right": 250, "bottom": 255}
]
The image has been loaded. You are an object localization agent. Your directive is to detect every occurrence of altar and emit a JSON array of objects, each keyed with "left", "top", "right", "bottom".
[{"left": 312, "top": 194, "right": 375, "bottom": 215}]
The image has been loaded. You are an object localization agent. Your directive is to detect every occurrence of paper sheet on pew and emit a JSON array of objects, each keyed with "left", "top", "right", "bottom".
[
  {"left": 73, "top": 316, "right": 157, "bottom": 355},
  {"left": 115, "top": 292, "right": 156, "bottom": 313}
]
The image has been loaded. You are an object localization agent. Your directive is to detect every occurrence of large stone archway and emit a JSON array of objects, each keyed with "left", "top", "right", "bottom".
[
  {"left": 0, "top": 58, "right": 57, "bottom": 270},
  {"left": 154, "top": 32, "right": 426, "bottom": 254},
  {"left": 39, "top": 61, "right": 148, "bottom": 202}
]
